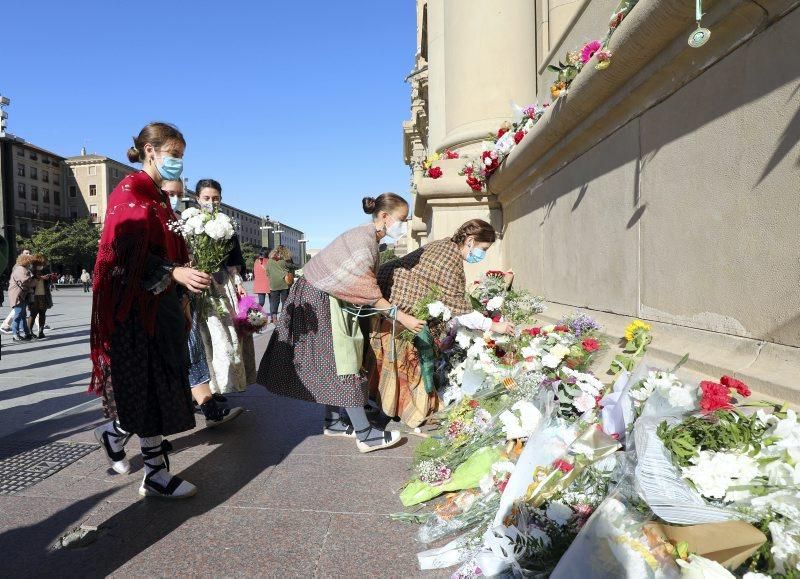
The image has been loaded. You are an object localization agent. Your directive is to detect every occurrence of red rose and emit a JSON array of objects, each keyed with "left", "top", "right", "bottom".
[
  {"left": 553, "top": 459, "right": 574, "bottom": 473},
  {"left": 513, "top": 131, "right": 525, "bottom": 144},
  {"left": 491, "top": 315, "right": 501, "bottom": 323},
  {"left": 699, "top": 380, "right": 733, "bottom": 413},
  {"left": 468, "top": 399, "right": 480, "bottom": 408},
  {"left": 427, "top": 166, "right": 443, "bottom": 179},
  {"left": 581, "top": 338, "right": 600, "bottom": 352},
  {"left": 554, "top": 325, "right": 569, "bottom": 333},
  {"left": 720, "top": 375, "right": 751, "bottom": 398},
  {"left": 497, "top": 128, "right": 508, "bottom": 139},
  {"left": 466, "top": 175, "right": 483, "bottom": 192}
]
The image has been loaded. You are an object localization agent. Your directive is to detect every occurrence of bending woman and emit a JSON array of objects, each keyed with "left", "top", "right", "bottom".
[
  {"left": 256, "top": 193, "right": 425, "bottom": 453},
  {"left": 91, "top": 122, "right": 211, "bottom": 499},
  {"left": 369, "top": 219, "right": 514, "bottom": 427}
]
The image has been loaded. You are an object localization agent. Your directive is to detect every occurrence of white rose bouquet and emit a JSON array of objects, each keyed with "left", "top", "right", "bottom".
[{"left": 170, "top": 207, "right": 236, "bottom": 274}]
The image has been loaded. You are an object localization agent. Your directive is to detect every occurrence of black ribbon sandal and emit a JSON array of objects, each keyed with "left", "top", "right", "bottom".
[
  {"left": 138, "top": 440, "right": 197, "bottom": 498},
  {"left": 355, "top": 426, "right": 402, "bottom": 453},
  {"left": 323, "top": 417, "right": 356, "bottom": 438}
]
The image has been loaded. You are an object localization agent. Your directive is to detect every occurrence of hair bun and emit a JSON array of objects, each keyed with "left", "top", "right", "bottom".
[
  {"left": 126, "top": 145, "right": 140, "bottom": 163},
  {"left": 362, "top": 196, "right": 377, "bottom": 214}
]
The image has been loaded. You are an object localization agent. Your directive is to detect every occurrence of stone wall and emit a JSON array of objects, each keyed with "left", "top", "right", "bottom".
[{"left": 501, "top": 2, "right": 800, "bottom": 399}]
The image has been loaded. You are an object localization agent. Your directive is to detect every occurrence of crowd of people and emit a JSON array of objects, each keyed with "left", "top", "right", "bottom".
[
  {"left": 41, "top": 120, "right": 511, "bottom": 501},
  {"left": 2, "top": 250, "right": 57, "bottom": 341}
]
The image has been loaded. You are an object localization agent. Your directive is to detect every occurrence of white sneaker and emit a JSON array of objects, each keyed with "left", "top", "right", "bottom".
[
  {"left": 356, "top": 429, "right": 403, "bottom": 454},
  {"left": 0, "top": 326, "right": 10, "bottom": 335}
]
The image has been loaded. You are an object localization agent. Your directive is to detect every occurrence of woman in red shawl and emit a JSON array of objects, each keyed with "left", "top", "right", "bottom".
[{"left": 90, "top": 122, "right": 211, "bottom": 499}]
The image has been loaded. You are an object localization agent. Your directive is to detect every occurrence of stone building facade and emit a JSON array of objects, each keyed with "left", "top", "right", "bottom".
[
  {"left": 404, "top": 0, "right": 800, "bottom": 400},
  {"left": 64, "top": 151, "right": 136, "bottom": 226}
]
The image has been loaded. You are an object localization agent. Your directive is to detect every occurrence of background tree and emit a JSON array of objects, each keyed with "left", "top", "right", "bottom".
[
  {"left": 16, "top": 219, "right": 100, "bottom": 274},
  {"left": 239, "top": 241, "right": 260, "bottom": 273}
]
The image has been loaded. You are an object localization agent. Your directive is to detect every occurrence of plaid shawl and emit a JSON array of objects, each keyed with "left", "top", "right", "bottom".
[
  {"left": 304, "top": 223, "right": 382, "bottom": 305},
  {"left": 378, "top": 239, "right": 471, "bottom": 317}
]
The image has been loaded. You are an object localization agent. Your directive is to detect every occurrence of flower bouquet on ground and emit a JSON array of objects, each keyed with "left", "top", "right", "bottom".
[{"left": 233, "top": 295, "right": 268, "bottom": 334}]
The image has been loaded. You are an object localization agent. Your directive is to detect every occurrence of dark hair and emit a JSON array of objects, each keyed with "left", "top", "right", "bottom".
[
  {"left": 362, "top": 192, "right": 408, "bottom": 217},
  {"left": 127, "top": 122, "right": 186, "bottom": 163},
  {"left": 451, "top": 219, "right": 496, "bottom": 245},
  {"left": 195, "top": 178, "right": 222, "bottom": 196}
]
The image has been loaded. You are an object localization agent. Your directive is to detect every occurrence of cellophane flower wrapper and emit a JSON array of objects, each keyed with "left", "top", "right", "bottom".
[{"left": 233, "top": 295, "right": 268, "bottom": 333}]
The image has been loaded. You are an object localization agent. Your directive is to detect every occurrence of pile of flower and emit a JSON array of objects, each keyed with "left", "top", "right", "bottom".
[
  {"left": 422, "top": 149, "right": 460, "bottom": 180},
  {"left": 394, "top": 293, "right": 800, "bottom": 577}
]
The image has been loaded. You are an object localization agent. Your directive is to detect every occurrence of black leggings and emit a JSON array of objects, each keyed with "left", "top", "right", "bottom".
[
  {"left": 268, "top": 289, "right": 289, "bottom": 317},
  {"left": 29, "top": 307, "right": 46, "bottom": 334}
]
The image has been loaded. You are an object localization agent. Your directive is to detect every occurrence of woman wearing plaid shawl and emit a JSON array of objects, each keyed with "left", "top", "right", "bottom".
[{"left": 368, "top": 219, "right": 514, "bottom": 427}]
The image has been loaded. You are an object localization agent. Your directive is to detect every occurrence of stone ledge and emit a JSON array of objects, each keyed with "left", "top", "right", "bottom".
[
  {"left": 491, "top": 0, "right": 799, "bottom": 205},
  {"left": 535, "top": 301, "right": 800, "bottom": 405}
]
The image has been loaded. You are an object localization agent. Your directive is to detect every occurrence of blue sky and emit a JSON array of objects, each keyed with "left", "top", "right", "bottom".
[{"left": 3, "top": 0, "right": 416, "bottom": 247}]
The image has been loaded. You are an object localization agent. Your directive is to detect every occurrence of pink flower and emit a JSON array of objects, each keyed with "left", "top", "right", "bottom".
[
  {"left": 595, "top": 49, "right": 612, "bottom": 62},
  {"left": 573, "top": 393, "right": 597, "bottom": 413},
  {"left": 553, "top": 459, "right": 574, "bottom": 473},
  {"left": 580, "top": 40, "right": 602, "bottom": 64}
]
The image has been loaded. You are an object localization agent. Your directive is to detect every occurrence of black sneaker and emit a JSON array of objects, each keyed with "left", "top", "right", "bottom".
[
  {"left": 211, "top": 393, "right": 228, "bottom": 403},
  {"left": 37, "top": 332, "right": 46, "bottom": 339},
  {"left": 200, "top": 398, "right": 243, "bottom": 428}
]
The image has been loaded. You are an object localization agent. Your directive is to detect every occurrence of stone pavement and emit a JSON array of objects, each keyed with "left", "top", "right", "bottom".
[{"left": 0, "top": 286, "right": 443, "bottom": 577}]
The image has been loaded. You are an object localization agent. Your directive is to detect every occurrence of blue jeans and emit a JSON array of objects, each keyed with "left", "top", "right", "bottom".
[{"left": 12, "top": 304, "right": 29, "bottom": 336}]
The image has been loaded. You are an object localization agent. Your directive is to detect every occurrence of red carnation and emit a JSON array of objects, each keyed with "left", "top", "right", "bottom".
[
  {"left": 481, "top": 151, "right": 500, "bottom": 174},
  {"left": 497, "top": 128, "right": 508, "bottom": 139},
  {"left": 699, "top": 380, "right": 733, "bottom": 413},
  {"left": 553, "top": 459, "right": 574, "bottom": 473},
  {"left": 427, "top": 166, "right": 443, "bottom": 179},
  {"left": 513, "top": 131, "right": 525, "bottom": 145},
  {"left": 525, "top": 327, "right": 542, "bottom": 337},
  {"left": 554, "top": 325, "right": 570, "bottom": 333},
  {"left": 581, "top": 338, "right": 600, "bottom": 353},
  {"left": 445, "top": 149, "right": 460, "bottom": 159},
  {"left": 491, "top": 315, "right": 501, "bottom": 323},
  {"left": 720, "top": 375, "right": 751, "bottom": 398},
  {"left": 469, "top": 399, "right": 479, "bottom": 409},
  {"left": 466, "top": 175, "right": 483, "bottom": 192}
]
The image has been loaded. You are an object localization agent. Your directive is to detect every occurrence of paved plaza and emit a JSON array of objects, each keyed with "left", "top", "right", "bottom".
[{"left": 0, "top": 285, "right": 437, "bottom": 577}]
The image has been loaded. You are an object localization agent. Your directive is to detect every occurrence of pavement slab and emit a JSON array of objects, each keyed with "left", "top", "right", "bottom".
[{"left": 0, "top": 285, "right": 443, "bottom": 577}]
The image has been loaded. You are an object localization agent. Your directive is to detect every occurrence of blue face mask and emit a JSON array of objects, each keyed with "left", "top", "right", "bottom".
[
  {"left": 157, "top": 156, "right": 183, "bottom": 181},
  {"left": 466, "top": 247, "right": 486, "bottom": 264},
  {"left": 170, "top": 195, "right": 180, "bottom": 211}
]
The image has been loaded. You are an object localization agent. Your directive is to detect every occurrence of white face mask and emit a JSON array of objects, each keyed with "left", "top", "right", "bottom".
[{"left": 385, "top": 217, "right": 408, "bottom": 241}]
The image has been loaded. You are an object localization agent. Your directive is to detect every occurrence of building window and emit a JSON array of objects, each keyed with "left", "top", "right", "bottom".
[
  {"left": 90, "top": 204, "right": 98, "bottom": 222},
  {"left": 17, "top": 183, "right": 25, "bottom": 198},
  {"left": 89, "top": 184, "right": 97, "bottom": 196},
  {"left": 16, "top": 148, "right": 23, "bottom": 156},
  {"left": 70, "top": 209, "right": 78, "bottom": 219},
  {"left": 53, "top": 174, "right": 60, "bottom": 185},
  {"left": 30, "top": 167, "right": 37, "bottom": 180},
  {"left": 42, "top": 157, "right": 50, "bottom": 165},
  {"left": 31, "top": 186, "right": 38, "bottom": 201},
  {"left": 20, "top": 222, "right": 29, "bottom": 236},
  {"left": 69, "top": 185, "right": 77, "bottom": 198},
  {"left": 17, "top": 163, "right": 24, "bottom": 176},
  {"left": 42, "top": 170, "right": 49, "bottom": 183},
  {"left": 29, "top": 151, "right": 38, "bottom": 160},
  {"left": 113, "top": 168, "right": 118, "bottom": 178},
  {"left": 54, "top": 190, "right": 61, "bottom": 206},
  {"left": 88, "top": 165, "right": 97, "bottom": 176},
  {"left": 43, "top": 188, "right": 50, "bottom": 203}
]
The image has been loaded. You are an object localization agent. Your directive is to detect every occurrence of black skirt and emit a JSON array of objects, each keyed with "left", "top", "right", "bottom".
[{"left": 105, "top": 288, "right": 195, "bottom": 437}]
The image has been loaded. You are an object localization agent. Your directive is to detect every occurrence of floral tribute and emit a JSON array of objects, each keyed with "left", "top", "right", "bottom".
[{"left": 392, "top": 284, "right": 798, "bottom": 577}]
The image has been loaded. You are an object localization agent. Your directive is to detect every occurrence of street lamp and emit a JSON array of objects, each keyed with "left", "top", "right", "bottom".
[{"left": 298, "top": 238, "right": 308, "bottom": 268}]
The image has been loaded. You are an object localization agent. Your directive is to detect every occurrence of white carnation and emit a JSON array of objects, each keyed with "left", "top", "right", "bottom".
[
  {"left": 573, "top": 393, "right": 597, "bottom": 413},
  {"left": 677, "top": 554, "right": 735, "bottom": 578},
  {"left": 180, "top": 207, "right": 201, "bottom": 220},
  {"left": 545, "top": 501, "right": 574, "bottom": 526},
  {"left": 455, "top": 330, "right": 474, "bottom": 349},
  {"left": 768, "top": 519, "right": 800, "bottom": 575}
]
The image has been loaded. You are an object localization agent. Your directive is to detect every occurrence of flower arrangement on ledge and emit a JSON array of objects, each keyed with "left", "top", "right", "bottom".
[
  {"left": 421, "top": 148, "right": 460, "bottom": 179},
  {"left": 549, "top": 0, "right": 639, "bottom": 100}
]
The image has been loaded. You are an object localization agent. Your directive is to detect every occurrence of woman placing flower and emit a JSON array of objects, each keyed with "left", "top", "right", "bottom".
[
  {"left": 368, "top": 219, "right": 514, "bottom": 427},
  {"left": 188, "top": 178, "right": 256, "bottom": 396},
  {"left": 91, "top": 122, "right": 212, "bottom": 498},
  {"left": 257, "top": 193, "right": 424, "bottom": 453}
]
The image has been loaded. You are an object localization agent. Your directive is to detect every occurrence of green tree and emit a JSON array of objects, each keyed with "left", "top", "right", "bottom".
[
  {"left": 17, "top": 219, "right": 100, "bottom": 273},
  {"left": 240, "top": 241, "right": 259, "bottom": 273}
]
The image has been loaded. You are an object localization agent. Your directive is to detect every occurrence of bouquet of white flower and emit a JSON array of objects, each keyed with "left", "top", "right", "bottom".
[{"left": 171, "top": 207, "right": 236, "bottom": 274}]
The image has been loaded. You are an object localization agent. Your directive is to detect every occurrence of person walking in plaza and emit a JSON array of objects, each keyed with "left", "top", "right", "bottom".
[
  {"left": 257, "top": 193, "right": 425, "bottom": 453},
  {"left": 252, "top": 249, "right": 270, "bottom": 311},
  {"left": 90, "top": 122, "right": 212, "bottom": 499},
  {"left": 368, "top": 219, "right": 514, "bottom": 427},
  {"left": 80, "top": 269, "right": 91, "bottom": 293},
  {"left": 1, "top": 248, "right": 32, "bottom": 334},
  {"left": 266, "top": 245, "right": 297, "bottom": 323},
  {"left": 27, "top": 254, "right": 54, "bottom": 339},
  {"left": 188, "top": 178, "right": 257, "bottom": 396},
  {"left": 6, "top": 252, "right": 37, "bottom": 341},
  {"left": 162, "top": 178, "right": 244, "bottom": 426}
]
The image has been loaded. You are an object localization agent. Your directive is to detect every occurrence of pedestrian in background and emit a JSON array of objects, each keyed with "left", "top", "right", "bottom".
[
  {"left": 253, "top": 249, "right": 270, "bottom": 310},
  {"left": 1, "top": 248, "right": 32, "bottom": 334},
  {"left": 80, "top": 269, "right": 91, "bottom": 292},
  {"left": 27, "top": 254, "right": 54, "bottom": 339},
  {"left": 267, "top": 245, "right": 297, "bottom": 323},
  {"left": 7, "top": 253, "right": 37, "bottom": 341}
]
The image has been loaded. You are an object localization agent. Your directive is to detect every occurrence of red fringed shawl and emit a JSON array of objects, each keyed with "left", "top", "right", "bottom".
[{"left": 89, "top": 171, "right": 188, "bottom": 394}]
